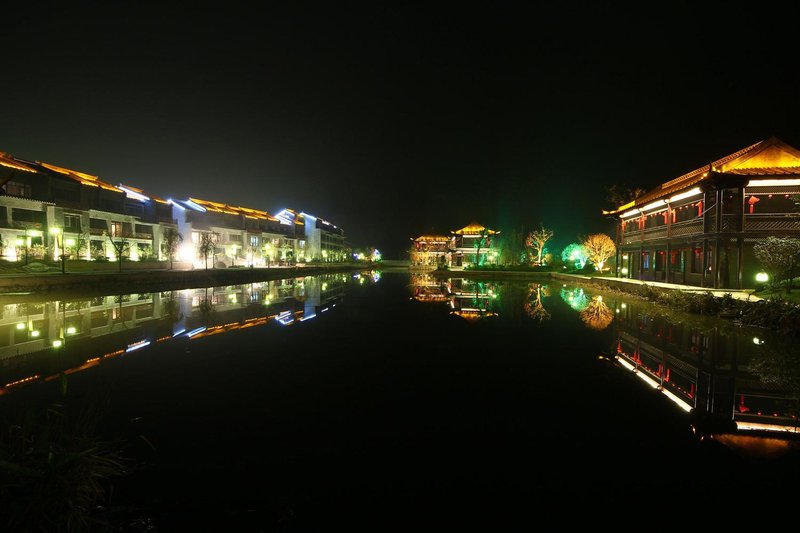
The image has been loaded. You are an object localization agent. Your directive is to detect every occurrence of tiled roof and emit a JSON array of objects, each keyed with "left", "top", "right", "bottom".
[
  {"left": 605, "top": 137, "right": 800, "bottom": 216},
  {"left": 0, "top": 152, "right": 38, "bottom": 173},
  {"left": 189, "top": 197, "right": 278, "bottom": 221},
  {"left": 39, "top": 162, "right": 122, "bottom": 192},
  {"left": 452, "top": 222, "right": 500, "bottom": 235}
]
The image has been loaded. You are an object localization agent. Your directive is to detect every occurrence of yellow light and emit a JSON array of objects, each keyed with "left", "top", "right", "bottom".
[
  {"left": 66, "top": 326, "right": 77, "bottom": 334},
  {"left": 15, "top": 238, "right": 23, "bottom": 246},
  {"left": 16, "top": 323, "right": 25, "bottom": 330},
  {"left": 756, "top": 272, "right": 769, "bottom": 283},
  {"left": 31, "top": 330, "right": 40, "bottom": 337},
  {"left": 621, "top": 267, "right": 628, "bottom": 274},
  {"left": 65, "top": 238, "right": 75, "bottom": 246},
  {"left": 49, "top": 227, "right": 61, "bottom": 235},
  {"left": 660, "top": 387, "right": 693, "bottom": 413},
  {"left": 52, "top": 340, "right": 63, "bottom": 348}
]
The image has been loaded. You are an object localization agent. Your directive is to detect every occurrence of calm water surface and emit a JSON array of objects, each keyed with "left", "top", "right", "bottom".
[{"left": 1, "top": 271, "right": 798, "bottom": 527}]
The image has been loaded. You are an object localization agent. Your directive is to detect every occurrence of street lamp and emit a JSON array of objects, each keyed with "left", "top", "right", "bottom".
[{"left": 50, "top": 227, "right": 66, "bottom": 274}]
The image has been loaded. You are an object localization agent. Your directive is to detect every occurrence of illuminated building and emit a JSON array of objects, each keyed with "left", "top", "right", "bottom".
[
  {"left": 450, "top": 223, "right": 500, "bottom": 269},
  {"left": 605, "top": 137, "right": 800, "bottom": 288},
  {"left": 0, "top": 150, "right": 344, "bottom": 267},
  {"left": 410, "top": 234, "right": 452, "bottom": 269}
]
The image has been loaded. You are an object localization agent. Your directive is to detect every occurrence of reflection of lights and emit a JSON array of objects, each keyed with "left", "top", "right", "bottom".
[
  {"left": 299, "top": 313, "right": 316, "bottom": 322},
  {"left": 126, "top": 340, "right": 151, "bottom": 352},
  {"left": 660, "top": 387, "right": 693, "bottom": 413},
  {"left": 321, "top": 307, "right": 329, "bottom": 313},
  {"left": 736, "top": 421, "right": 800, "bottom": 433},
  {"left": 186, "top": 327, "right": 207, "bottom": 337},
  {"left": 172, "top": 328, "right": 186, "bottom": 337}
]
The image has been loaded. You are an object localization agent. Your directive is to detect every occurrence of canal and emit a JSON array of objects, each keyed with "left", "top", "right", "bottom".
[{"left": 0, "top": 271, "right": 798, "bottom": 528}]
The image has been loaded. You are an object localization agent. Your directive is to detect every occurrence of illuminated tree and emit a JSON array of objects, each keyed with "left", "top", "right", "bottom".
[
  {"left": 753, "top": 237, "right": 800, "bottom": 292},
  {"left": 161, "top": 227, "right": 183, "bottom": 270},
  {"left": 579, "top": 296, "right": 614, "bottom": 330},
  {"left": 560, "top": 286, "right": 589, "bottom": 311},
  {"left": 561, "top": 242, "right": 588, "bottom": 270},
  {"left": 107, "top": 236, "right": 130, "bottom": 273},
  {"left": 473, "top": 228, "right": 490, "bottom": 266},
  {"left": 582, "top": 233, "right": 616, "bottom": 271},
  {"left": 526, "top": 225, "right": 554, "bottom": 266},
  {"left": 497, "top": 228, "right": 525, "bottom": 266},
  {"left": 198, "top": 231, "right": 218, "bottom": 270}
]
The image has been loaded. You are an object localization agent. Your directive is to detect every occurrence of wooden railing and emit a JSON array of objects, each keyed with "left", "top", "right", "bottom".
[{"left": 744, "top": 213, "right": 800, "bottom": 232}]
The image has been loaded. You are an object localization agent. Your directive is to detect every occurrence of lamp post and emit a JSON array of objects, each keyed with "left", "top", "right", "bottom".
[{"left": 50, "top": 227, "right": 66, "bottom": 274}]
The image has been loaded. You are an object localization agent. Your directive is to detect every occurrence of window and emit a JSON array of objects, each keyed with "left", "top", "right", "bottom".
[
  {"left": 250, "top": 236, "right": 259, "bottom": 247},
  {"left": 691, "top": 247, "right": 703, "bottom": 273},
  {"left": 5, "top": 181, "right": 31, "bottom": 198},
  {"left": 641, "top": 251, "right": 650, "bottom": 270},
  {"left": 111, "top": 222, "right": 122, "bottom": 237},
  {"left": 654, "top": 251, "right": 665, "bottom": 271},
  {"left": 64, "top": 214, "right": 81, "bottom": 232}
]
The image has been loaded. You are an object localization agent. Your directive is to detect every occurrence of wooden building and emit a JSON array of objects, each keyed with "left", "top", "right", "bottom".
[{"left": 604, "top": 137, "right": 800, "bottom": 289}]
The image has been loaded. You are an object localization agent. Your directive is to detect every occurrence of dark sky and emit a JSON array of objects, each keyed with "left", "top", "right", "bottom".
[{"left": 3, "top": 3, "right": 799, "bottom": 257}]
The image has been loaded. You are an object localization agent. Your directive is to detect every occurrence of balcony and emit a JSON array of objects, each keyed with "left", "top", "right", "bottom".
[
  {"left": 89, "top": 227, "right": 107, "bottom": 236},
  {"left": 744, "top": 213, "right": 800, "bottom": 232}
]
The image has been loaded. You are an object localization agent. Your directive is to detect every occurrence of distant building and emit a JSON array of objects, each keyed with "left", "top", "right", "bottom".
[
  {"left": 604, "top": 137, "right": 800, "bottom": 288},
  {"left": 409, "top": 222, "right": 499, "bottom": 269},
  {"left": 410, "top": 234, "right": 452, "bottom": 268},
  {"left": 0, "top": 150, "right": 346, "bottom": 267},
  {"left": 450, "top": 223, "right": 500, "bottom": 268}
]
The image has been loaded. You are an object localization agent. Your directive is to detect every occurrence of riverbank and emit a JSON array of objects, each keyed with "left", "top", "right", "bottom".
[
  {"left": 429, "top": 268, "right": 551, "bottom": 281},
  {"left": 0, "top": 263, "right": 375, "bottom": 296}
]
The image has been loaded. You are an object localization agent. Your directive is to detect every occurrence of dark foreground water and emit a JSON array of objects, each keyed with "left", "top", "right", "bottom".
[{"left": 1, "top": 271, "right": 798, "bottom": 528}]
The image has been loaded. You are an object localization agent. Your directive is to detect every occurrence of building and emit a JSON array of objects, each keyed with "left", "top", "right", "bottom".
[
  {"left": 0, "top": 149, "right": 347, "bottom": 267},
  {"left": 410, "top": 234, "right": 453, "bottom": 268},
  {"left": 450, "top": 223, "right": 500, "bottom": 268},
  {"left": 604, "top": 137, "right": 800, "bottom": 289}
]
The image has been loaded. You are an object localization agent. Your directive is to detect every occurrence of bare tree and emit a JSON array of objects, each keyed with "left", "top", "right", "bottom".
[
  {"left": 161, "top": 227, "right": 183, "bottom": 270},
  {"left": 198, "top": 232, "right": 218, "bottom": 270},
  {"left": 526, "top": 225, "right": 554, "bottom": 266},
  {"left": 582, "top": 233, "right": 616, "bottom": 271},
  {"left": 606, "top": 184, "right": 646, "bottom": 209},
  {"left": 108, "top": 236, "right": 131, "bottom": 273}
]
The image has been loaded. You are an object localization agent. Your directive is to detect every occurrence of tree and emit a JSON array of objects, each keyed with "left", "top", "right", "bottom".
[
  {"left": 107, "top": 237, "right": 130, "bottom": 273},
  {"left": 161, "top": 227, "right": 183, "bottom": 270},
  {"left": 498, "top": 229, "right": 526, "bottom": 266},
  {"left": 753, "top": 237, "right": 800, "bottom": 292},
  {"left": 198, "top": 232, "right": 218, "bottom": 270},
  {"left": 582, "top": 233, "right": 616, "bottom": 271},
  {"left": 524, "top": 284, "right": 551, "bottom": 322},
  {"left": 606, "top": 184, "right": 646, "bottom": 209},
  {"left": 561, "top": 242, "right": 588, "bottom": 270},
  {"left": 580, "top": 296, "right": 614, "bottom": 330},
  {"left": 472, "top": 229, "right": 490, "bottom": 266},
  {"left": 526, "top": 225, "right": 554, "bottom": 266}
]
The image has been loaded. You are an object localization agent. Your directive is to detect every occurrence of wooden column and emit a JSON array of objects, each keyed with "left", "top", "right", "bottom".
[{"left": 737, "top": 237, "right": 744, "bottom": 289}]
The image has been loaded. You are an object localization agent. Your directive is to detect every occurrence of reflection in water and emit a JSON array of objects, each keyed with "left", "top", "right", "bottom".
[
  {"left": 560, "top": 286, "right": 588, "bottom": 312},
  {"left": 524, "top": 285, "right": 550, "bottom": 323},
  {"left": 0, "top": 271, "right": 382, "bottom": 396},
  {"left": 408, "top": 276, "right": 799, "bottom": 440},
  {"left": 579, "top": 296, "right": 613, "bottom": 331},
  {"left": 606, "top": 292, "right": 800, "bottom": 437}
]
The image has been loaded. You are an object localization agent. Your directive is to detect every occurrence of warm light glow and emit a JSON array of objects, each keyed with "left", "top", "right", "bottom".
[
  {"left": 31, "top": 330, "right": 40, "bottom": 337},
  {"left": 746, "top": 179, "right": 800, "bottom": 187},
  {"left": 668, "top": 187, "right": 702, "bottom": 203},
  {"left": 52, "top": 340, "right": 63, "bottom": 348},
  {"left": 735, "top": 421, "right": 799, "bottom": 433},
  {"left": 66, "top": 326, "right": 77, "bottom": 334},
  {"left": 621, "top": 267, "right": 629, "bottom": 274},
  {"left": 660, "top": 387, "right": 693, "bottom": 412},
  {"left": 49, "top": 227, "right": 61, "bottom": 235},
  {"left": 16, "top": 323, "right": 25, "bottom": 330},
  {"left": 641, "top": 200, "right": 666, "bottom": 212},
  {"left": 65, "top": 238, "right": 75, "bottom": 246},
  {"left": 756, "top": 272, "right": 769, "bottom": 283}
]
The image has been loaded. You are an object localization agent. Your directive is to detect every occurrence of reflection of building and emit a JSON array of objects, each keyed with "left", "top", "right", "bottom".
[
  {"left": 445, "top": 278, "right": 499, "bottom": 319},
  {"left": 611, "top": 295, "right": 799, "bottom": 435},
  {"left": 605, "top": 137, "right": 800, "bottom": 288},
  {"left": 0, "top": 272, "right": 360, "bottom": 396},
  {"left": 409, "top": 273, "right": 449, "bottom": 302}
]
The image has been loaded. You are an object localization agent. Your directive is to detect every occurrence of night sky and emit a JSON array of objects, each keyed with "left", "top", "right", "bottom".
[{"left": 3, "top": 3, "right": 799, "bottom": 257}]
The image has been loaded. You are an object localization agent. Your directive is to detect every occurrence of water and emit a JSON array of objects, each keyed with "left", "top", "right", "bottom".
[{"left": 1, "top": 271, "right": 798, "bottom": 528}]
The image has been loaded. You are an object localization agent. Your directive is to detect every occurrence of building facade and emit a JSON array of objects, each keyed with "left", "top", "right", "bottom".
[
  {"left": 605, "top": 137, "right": 800, "bottom": 289},
  {"left": 0, "top": 150, "right": 346, "bottom": 267}
]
